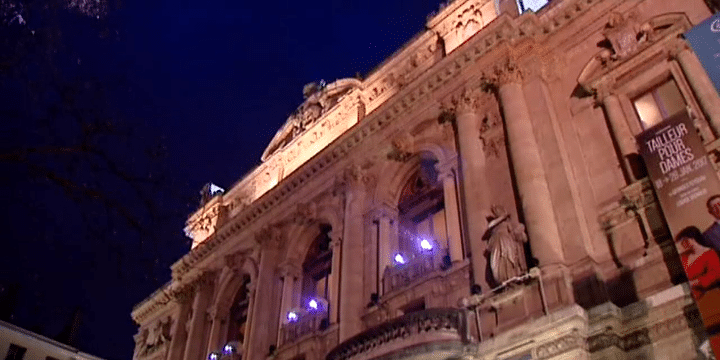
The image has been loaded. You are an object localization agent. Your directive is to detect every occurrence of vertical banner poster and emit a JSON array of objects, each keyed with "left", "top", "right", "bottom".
[
  {"left": 637, "top": 112, "right": 720, "bottom": 357},
  {"left": 685, "top": 11, "right": 720, "bottom": 95}
]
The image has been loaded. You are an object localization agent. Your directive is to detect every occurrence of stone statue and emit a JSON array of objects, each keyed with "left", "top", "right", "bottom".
[{"left": 483, "top": 205, "right": 528, "bottom": 285}]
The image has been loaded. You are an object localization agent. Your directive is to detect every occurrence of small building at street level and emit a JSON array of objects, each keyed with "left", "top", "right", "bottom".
[{"left": 132, "top": 0, "right": 720, "bottom": 359}]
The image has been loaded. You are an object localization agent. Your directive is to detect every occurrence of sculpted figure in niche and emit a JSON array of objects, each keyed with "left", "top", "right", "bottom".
[{"left": 483, "top": 205, "right": 528, "bottom": 285}]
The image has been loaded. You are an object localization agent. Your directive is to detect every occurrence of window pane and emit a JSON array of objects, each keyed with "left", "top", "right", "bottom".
[
  {"left": 634, "top": 93, "right": 663, "bottom": 129},
  {"left": 656, "top": 80, "right": 686, "bottom": 118}
]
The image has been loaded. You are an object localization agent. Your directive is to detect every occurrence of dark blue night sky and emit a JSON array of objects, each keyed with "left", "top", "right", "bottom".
[{"left": 0, "top": 0, "right": 439, "bottom": 358}]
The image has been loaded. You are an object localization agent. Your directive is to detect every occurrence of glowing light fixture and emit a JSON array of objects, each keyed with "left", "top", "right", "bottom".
[
  {"left": 287, "top": 311, "right": 299, "bottom": 322},
  {"left": 223, "top": 344, "right": 235, "bottom": 354},
  {"left": 208, "top": 352, "right": 220, "bottom": 360},
  {"left": 420, "top": 239, "right": 433, "bottom": 251},
  {"left": 394, "top": 254, "right": 406, "bottom": 265},
  {"left": 308, "top": 299, "right": 319, "bottom": 310}
]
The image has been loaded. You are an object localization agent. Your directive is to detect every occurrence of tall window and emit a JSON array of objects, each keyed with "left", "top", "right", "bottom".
[
  {"left": 397, "top": 156, "right": 447, "bottom": 257},
  {"left": 633, "top": 79, "right": 686, "bottom": 129},
  {"left": 302, "top": 224, "right": 333, "bottom": 304},
  {"left": 226, "top": 274, "right": 251, "bottom": 346},
  {"left": 4, "top": 344, "right": 26, "bottom": 360}
]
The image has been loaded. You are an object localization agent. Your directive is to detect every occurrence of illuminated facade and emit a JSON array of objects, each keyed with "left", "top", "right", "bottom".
[
  {"left": 132, "top": 0, "right": 720, "bottom": 359},
  {"left": 0, "top": 320, "right": 105, "bottom": 360}
]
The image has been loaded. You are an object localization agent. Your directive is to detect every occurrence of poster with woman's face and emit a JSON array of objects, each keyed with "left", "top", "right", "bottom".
[{"left": 637, "top": 111, "right": 720, "bottom": 358}]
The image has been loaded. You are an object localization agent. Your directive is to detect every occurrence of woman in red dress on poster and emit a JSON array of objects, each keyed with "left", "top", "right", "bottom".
[{"left": 676, "top": 226, "right": 720, "bottom": 359}]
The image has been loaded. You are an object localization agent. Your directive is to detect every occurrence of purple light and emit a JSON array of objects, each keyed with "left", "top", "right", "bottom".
[
  {"left": 208, "top": 352, "right": 220, "bottom": 360},
  {"left": 223, "top": 344, "right": 235, "bottom": 354},
  {"left": 394, "top": 254, "right": 406, "bottom": 264},
  {"left": 420, "top": 239, "right": 433, "bottom": 251},
  {"left": 308, "top": 299, "right": 319, "bottom": 310},
  {"left": 287, "top": 311, "right": 298, "bottom": 322}
]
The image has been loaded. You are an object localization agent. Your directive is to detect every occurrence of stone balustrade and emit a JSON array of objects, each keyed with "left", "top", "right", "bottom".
[
  {"left": 325, "top": 308, "right": 468, "bottom": 360},
  {"left": 281, "top": 309, "right": 330, "bottom": 345},
  {"left": 382, "top": 250, "right": 449, "bottom": 294}
]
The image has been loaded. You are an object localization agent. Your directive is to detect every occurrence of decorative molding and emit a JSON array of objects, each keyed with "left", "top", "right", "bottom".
[
  {"left": 292, "top": 201, "right": 319, "bottom": 225},
  {"left": 533, "top": 329, "right": 586, "bottom": 359},
  {"left": 255, "top": 225, "right": 285, "bottom": 250},
  {"left": 492, "top": 57, "right": 524, "bottom": 86},
  {"left": 387, "top": 132, "right": 415, "bottom": 162},
  {"left": 168, "top": 0, "right": 613, "bottom": 284},
  {"left": 578, "top": 12, "right": 693, "bottom": 93},
  {"left": 278, "top": 261, "right": 301, "bottom": 279},
  {"left": 588, "top": 314, "right": 688, "bottom": 353}
]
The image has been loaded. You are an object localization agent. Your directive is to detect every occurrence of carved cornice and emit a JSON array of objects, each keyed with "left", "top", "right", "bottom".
[
  {"left": 587, "top": 314, "right": 688, "bottom": 353},
  {"left": 132, "top": 282, "right": 173, "bottom": 324},
  {"left": 533, "top": 329, "right": 586, "bottom": 359},
  {"left": 170, "top": 0, "right": 611, "bottom": 280}
]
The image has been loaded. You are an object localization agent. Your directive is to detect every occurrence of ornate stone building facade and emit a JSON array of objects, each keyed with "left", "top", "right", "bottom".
[{"left": 132, "top": 0, "right": 720, "bottom": 359}]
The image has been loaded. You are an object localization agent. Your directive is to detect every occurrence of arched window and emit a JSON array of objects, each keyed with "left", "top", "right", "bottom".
[
  {"left": 226, "top": 274, "right": 251, "bottom": 346},
  {"left": 397, "top": 155, "right": 448, "bottom": 258},
  {"left": 301, "top": 224, "right": 333, "bottom": 305}
]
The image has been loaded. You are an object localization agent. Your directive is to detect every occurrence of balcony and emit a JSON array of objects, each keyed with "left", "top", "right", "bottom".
[
  {"left": 382, "top": 250, "right": 448, "bottom": 294},
  {"left": 281, "top": 308, "right": 330, "bottom": 345},
  {"left": 326, "top": 308, "right": 469, "bottom": 360}
]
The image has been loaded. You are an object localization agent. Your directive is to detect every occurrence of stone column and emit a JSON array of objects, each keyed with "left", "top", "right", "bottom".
[
  {"left": 205, "top": 306, "right": 224, "bottom": 354},
  {"left": 671, "top": 40, "right": 720, "bottom": 136},
  {"left": 437, "top": 161, "right": 464, "bottom": 262},
  {"left": 276, "top": 262, "right": 299, "bottom": 344},
  {"left": 167, "top": 289, "right": 193, "bottom": 360},
  {"left": 241, "top": 281, "right": 256, "bottom": 357},
  {"left": 328, "top": 234, "right": 342, "bottom": 323},
  {"left": 338, "top": 165, "right": 370, "bottom": 341},
  {"left": 491, "top": 59, "right": 565, "bottom": 267},
  {"left": 447, "top": 86, "right": 491, "bottom": 289},
  {"left": 377, "top": 212, "right": 394, "bottom": 283},
  {"left": 597, "top": 88, "right": 638, "bottom": 182},
  {"left": 246, "top": 227, "right": 283, "bottom": 360},
  {"left": 183, "top": 272, "right": 216, "bottom": 360}
]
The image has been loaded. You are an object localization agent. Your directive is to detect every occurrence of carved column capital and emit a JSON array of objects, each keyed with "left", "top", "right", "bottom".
[
  {"left": 255, "top": 224, "right": 284, "bottom": 250},
  {"left": 329, "top": 237, "right": 342, "bottom": 249},
  {"left": 483, "top": 58, "right": 524, "bottom": 88},
  {"left": 447, "top": 86, "right": 488, "bottom": 115},
  {"left": 223, "top": 250, "right": 245, "bottom": 270},
  {"left": 171, "top": 284, "right": 196, "bottom": 304},
  {"left": 277, "top": 261, "right": 301, "bottom": 279},
  {"left": 593, "top": 82, "right": 618, "bottom": 104},
  {"left": 338, "top": 164, "right": 376, "bottom": 191},
  {"left": 435, "top": 158, "right": 458, "bottom": 180},
  {"left": 292, "top": 201, "right": 318, "bottom": 225}
]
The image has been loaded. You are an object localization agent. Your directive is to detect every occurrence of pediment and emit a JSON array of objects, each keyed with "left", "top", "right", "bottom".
[
  {"left": 577, "top": 12, "right": 691, "bottom": 92},
  {"left": 261, "top": 78, "right": 362, "bottom": 162}
]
